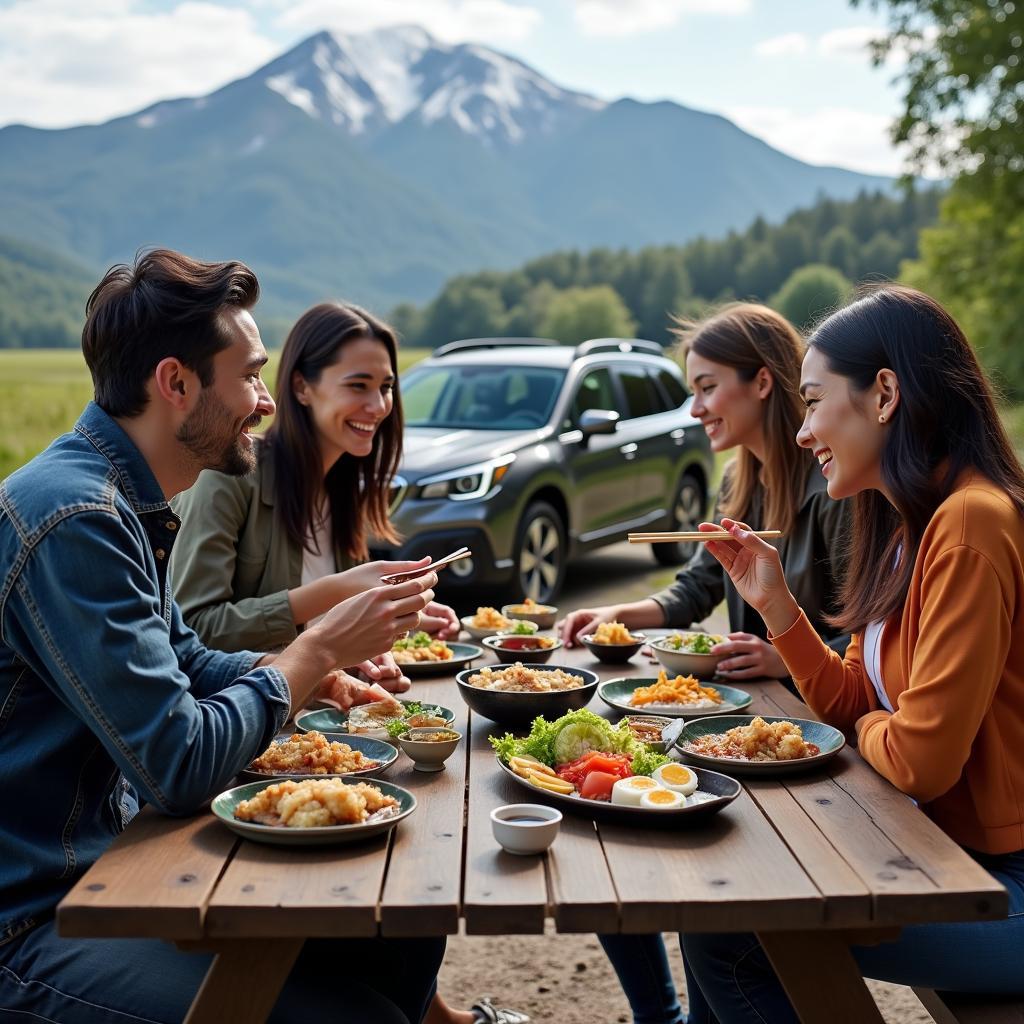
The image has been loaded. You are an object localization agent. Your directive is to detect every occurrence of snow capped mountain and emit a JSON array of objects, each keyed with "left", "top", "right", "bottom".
[{"left": 258, "top": 25, "right": 605, "bottom": 146}]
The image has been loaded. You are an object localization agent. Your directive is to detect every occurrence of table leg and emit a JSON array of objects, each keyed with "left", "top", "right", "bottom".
[
  {"left": 758, "top": 931, "right": 885, "bottom": 1024},
  {"left": 183, "top": 937, "right": 304, "bottom": 1024}
]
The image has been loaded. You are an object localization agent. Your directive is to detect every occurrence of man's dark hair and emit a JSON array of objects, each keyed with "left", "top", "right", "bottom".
[{"left": 81, "top": 249, "right": 260, "bottom": 417}]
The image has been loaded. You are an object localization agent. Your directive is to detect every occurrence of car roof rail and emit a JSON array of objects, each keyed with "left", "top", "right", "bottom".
[
  {"left": 431, "top": 337, "right": 560, "bottom": 358},
  {"left": 574, "top": 338, "right": 665, "bottom": 358}
]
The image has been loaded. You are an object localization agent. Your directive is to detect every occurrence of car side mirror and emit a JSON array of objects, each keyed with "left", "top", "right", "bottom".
[{"left": 578, "top": 409, "right": 619, "bottom": 441}]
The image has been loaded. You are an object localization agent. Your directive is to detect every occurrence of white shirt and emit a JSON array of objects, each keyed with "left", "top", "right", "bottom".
[
  {"left": 862, "top": 618, "right": 894, "bottom": 713},
  {"left": 301, "top": 500, "right": 336, "bottom": 628}
]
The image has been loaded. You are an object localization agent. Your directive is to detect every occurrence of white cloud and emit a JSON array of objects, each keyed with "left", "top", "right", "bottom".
[
  {"left": 817, "top": 26, "right": 883, "bottom": 59},
  {"left": 0, "top": 1, "right": 277, "bottom": 129},
  {"left": 571, "top": 0, "right": 750, "bottom": 37},
  {"left": 754, "top": 33, "right": 809, "bottom": 58},
  {"left": 274, "top": 0, "right": 542, "bottom": 46},
  {"left": 726, "top": 104, "right": 902, "bottom": 176}
]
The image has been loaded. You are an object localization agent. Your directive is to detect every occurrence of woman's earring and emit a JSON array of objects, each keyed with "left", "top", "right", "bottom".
[{"left": 879, "top": 415, "right": 886, "bottom": 423}]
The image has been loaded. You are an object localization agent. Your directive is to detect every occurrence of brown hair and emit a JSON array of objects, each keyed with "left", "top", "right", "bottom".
[
  {"left": 672, "top": 303, "right": 811, "bottom": 536},
  {"left": 82, "top": 249, "right": 259, "bottom": 417},
  {"left": 266, "top": 302, "right": 402, "bottom": 562},
  {"left": 808, "top": 285, "right": 1024, "bottom": 633}
]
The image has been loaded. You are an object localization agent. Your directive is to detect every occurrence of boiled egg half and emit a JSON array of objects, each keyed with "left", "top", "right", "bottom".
[
  {"left": 640, "top": 788, "right": 687, "bottom": 809},
  {"left": 610, "top": 775, "right": 661, "bottom": 806},
  {"left": 652, "top": 762, "right": 698, "bottom": 796}
]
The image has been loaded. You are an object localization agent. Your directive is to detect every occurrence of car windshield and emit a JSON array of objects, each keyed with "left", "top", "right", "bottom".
[{"left": 402, "top": 364, "right": 566, "bottom": 430}]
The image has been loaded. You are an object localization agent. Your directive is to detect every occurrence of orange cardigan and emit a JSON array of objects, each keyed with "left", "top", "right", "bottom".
[{"left": 771, "top": 472, "right": 1024, "bottom": 855}]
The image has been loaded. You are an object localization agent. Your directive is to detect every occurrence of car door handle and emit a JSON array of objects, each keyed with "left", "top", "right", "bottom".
[
  {"left": 620, "top": 442, "right": 638, "bottom": 460},
  {"left": 670, "top": 428, "right": 685, "bottom": 445}
]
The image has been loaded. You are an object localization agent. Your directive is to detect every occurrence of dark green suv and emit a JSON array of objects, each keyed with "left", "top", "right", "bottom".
[{"left": 374, "top": 338, "right": 713, "bottom": 603}]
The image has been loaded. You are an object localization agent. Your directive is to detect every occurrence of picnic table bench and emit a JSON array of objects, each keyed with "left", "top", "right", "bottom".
[{"left": 58, "top": 645, "right": 1009, "bottom": 1024}]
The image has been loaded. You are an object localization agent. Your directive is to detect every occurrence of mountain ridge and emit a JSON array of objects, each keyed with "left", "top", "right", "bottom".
[{"left": 0, "top": 24, "right": 894, "bottom": 315}]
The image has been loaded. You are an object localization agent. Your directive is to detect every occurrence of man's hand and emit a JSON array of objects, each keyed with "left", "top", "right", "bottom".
[
  {"left": 351, "top": 652, "right": 411, "bottom": 694},
  {"left": 317, "top": 670, "right": 399, "bottom": 710}
]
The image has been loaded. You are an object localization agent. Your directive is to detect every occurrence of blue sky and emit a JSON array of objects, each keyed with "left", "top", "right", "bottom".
[{"left": 0, "top": 0, "right": 906, "bottom": 174}]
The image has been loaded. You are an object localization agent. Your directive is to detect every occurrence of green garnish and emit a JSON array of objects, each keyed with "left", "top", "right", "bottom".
[
  {"left": 392, "top": 630, "right": 434, "bottom": 651},
  {"left": 507, "top": 620, "right": 538, "bottom": 635}
]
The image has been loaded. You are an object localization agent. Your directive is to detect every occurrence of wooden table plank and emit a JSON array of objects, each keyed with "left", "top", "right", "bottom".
[
  {"left": 379, "top": 677, "right": 467, "bottom": 937},
  {"left": 744, "top": 778, "right": 872, "bottom": 928},
  {"left": 755, "top": 684, "right": 1008, "bottom": 924},
  {"left": 601, "top": 785, "right": 824, "bottom": 934},
  {"left": 58, "top": 808, "right": 235, "bottom": 940},
  {"left": 462, "top": 710, "right": 550, "bottom": 935},
  {"left": 204, "top": 833, "right": 389, "bottom": 938}
]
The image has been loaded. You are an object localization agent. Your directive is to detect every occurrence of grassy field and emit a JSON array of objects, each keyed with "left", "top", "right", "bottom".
[
  {"left": 2, "top": 349, "right": 1023, "bottom": 483},
  {"left": 0, "top": 348, "right": 429, "bottom": 481}
]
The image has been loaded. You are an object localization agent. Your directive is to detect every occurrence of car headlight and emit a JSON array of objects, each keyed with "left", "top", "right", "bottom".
[{"left": 417, "top": 454, "right": 516, "bottom": 501}]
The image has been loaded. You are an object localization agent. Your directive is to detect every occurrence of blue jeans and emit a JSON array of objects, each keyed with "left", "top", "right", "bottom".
[
  {"left": 680, "top": 848, "right": 1024, "bottom": 1024},
  {"left": 0, "top": 919, "right": 444, "bottom": 1023},
  {"left": 598, "top": 932, "right": 690, "bottom": 1024}
]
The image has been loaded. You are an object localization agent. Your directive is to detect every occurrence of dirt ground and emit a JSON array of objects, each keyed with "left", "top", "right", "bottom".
[
  {"left": 440, "top": 544, "right": 935, "bottom": 1024},
  {"left": 439, "top": 926, "right": 932, "bottom": 1023}
]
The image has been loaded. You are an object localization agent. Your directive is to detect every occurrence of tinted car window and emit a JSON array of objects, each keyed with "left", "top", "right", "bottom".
[
  {"left": 656, "top": 368, "right": 688, "bottom": 409},
  {"left": 402, "top": 364, "right": 565, "bottom": 429},
  {"left": 568, "top": 368, "right": 616, "bottom": 426},
  {"left": 617, "top": 365, "right": 662, "bottom": 420}
]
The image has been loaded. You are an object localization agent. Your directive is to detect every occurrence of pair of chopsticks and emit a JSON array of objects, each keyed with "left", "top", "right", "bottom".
[
  {"left": 628, "top": 530, "right": 782, "bottom": 543},
  {"left": 380, "top": 546, "right": 472, "bottom": 585}
]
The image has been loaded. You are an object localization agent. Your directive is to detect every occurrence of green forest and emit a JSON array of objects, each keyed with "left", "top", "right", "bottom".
[{"left": 389, "top": 188, "right": 942, "bottom": 349}]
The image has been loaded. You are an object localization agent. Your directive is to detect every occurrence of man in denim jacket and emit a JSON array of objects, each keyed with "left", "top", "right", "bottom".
[{"left": 0, "top": 250, "right": 443, "bottom": 1023}]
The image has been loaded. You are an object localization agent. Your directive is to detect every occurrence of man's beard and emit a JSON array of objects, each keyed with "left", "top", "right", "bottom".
[{"left": 177, "top": 388, "right": 260, "bottom": 477}]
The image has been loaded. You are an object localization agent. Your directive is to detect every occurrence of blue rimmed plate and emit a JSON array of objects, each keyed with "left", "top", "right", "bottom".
[
  {"left": 597, "top": 677, "right": 752, "bottom": 718},
  {"left": 669, "top": 715, "right": 846, "bottom": 776},
  {"left": 212, "top": 776, "right": 416, "bottom": 846},
  {"left": 238, "top": 731, "right": 398, "bottom": 784}
]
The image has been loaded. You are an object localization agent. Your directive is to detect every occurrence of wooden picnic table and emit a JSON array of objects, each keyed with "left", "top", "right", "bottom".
[{"left": 58, "top": 643, "right": 1009, "bottom": 1024}]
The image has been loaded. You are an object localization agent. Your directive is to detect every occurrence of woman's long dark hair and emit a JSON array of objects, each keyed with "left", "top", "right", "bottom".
[
  {"left": 672, "top": 303, "right": 811, "bottom": 536},
  {"left": 809, "top": 285, "right": 1024, "bottom": 633},
  {"left": 266, "top": 302, "right": 402, "bottom": 562}
]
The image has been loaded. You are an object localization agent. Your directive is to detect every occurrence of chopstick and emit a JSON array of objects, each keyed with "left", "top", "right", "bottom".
[
  {"left": 380, "top": 546, "right": 472, "bottom": 584},
  {"left": 627, "top": 530, "right": 782, "bottom": 543}
]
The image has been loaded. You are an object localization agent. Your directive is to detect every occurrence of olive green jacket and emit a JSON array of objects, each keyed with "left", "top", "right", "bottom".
[
  {"left": 169, "top": 446, "right": 348, "bottom": 653},
  {"left": 651, "top": 462, "right": 850, "bottom": 653}
]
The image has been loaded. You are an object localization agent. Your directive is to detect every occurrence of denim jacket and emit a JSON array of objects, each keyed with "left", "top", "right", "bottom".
[{"left": 0, "top": 403, "right": 290, "bottom": 945}]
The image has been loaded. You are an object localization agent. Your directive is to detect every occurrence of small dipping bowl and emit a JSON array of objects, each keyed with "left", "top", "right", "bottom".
[
  {"left": 482, "top": 633, "right": 563, "bottom": 665},
  {"left": 580, "top": 631, "right": 647, "bottom": 665},
  {"left": 490, "top": 803, "right": 562, "bottom": 855},
  {"left": 617, "top": 714, "right": 674, "bottom": 754},
  {"left": 396, "top": 727, "right": 462, "bottom": 772}
]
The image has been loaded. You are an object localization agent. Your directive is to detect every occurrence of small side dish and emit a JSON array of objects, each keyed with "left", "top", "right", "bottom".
[
  {"left": 656, "top": 632, "right": 725, "bottom": 654},
  {"left": 233, "top": 778, "right": 398, "bottom": 828},
  {"left": 591, "top": 622, "right": 638, "bottom": 644}
]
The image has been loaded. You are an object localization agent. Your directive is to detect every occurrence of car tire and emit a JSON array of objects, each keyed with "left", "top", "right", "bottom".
[
  {"left": 511, "top": 501, "right": 567, "bottom": 604},
  {"left": 652, "top": 471, "right": 706, "bottom": 567}
]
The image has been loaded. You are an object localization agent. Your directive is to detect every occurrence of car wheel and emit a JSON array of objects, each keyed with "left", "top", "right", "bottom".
[
  {"left": 652, "top": 472, "right": 705, "bottom": 566},
  {"left": 512, "top": 501, "right": 566, "bottom": 604}
]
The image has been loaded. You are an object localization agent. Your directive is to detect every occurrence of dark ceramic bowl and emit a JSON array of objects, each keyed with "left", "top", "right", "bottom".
[
  {"left": 454, "top": 662, "right": 599, "bottom": 725},
  {"left": 579, "top": 631, "right": 647, "bottom": 665}
]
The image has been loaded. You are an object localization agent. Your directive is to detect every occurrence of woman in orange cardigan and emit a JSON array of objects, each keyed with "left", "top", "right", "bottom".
[{"left": 682, "top": 286, "right": 1024, "bottom": 1021}]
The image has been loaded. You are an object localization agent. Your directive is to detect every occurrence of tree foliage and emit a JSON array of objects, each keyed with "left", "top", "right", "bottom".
[
  {"left": 770, "top": 265, "right": 853, "bottom": 332},
  {"left": 859, "top": 0, "right": 1024, "bottom": 392},
  {"left": 396, "top": 189, "right": 940, "bottom": 347}
]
